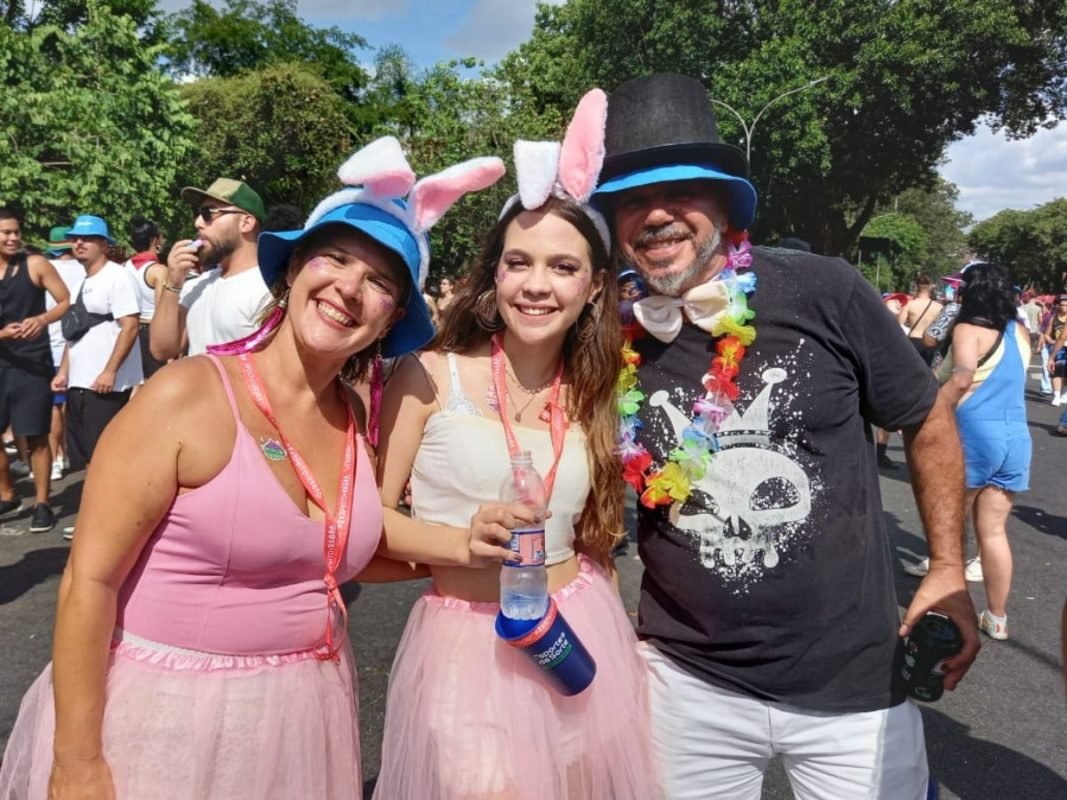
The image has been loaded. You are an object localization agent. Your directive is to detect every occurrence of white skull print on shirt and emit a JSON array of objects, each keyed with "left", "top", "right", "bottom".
[
  {"left": 647, "top": 364, "right": 819, "bottom": 588},
  {"left": 633, "top": 249, "right": 941, "bottom": 713}
]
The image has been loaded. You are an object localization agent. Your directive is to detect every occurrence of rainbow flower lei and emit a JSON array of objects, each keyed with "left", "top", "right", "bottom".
[{"left": 618, "top": 230, "right": 757, "bottom": 509}]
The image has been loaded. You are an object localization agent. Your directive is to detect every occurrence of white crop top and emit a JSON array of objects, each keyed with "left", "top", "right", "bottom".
[{"left": 409, "top": 353, "right": 589, "bottom": 566}]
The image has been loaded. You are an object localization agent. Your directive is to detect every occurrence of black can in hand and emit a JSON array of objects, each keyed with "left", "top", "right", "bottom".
[{"left": 899, "top": 611, "right": 963, "bottom": 702}]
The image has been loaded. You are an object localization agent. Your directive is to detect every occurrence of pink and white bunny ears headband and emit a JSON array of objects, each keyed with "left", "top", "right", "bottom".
[
  {"left": 499, "top": 89, "right": 611, "bottom": 251},
  {"left": 257, "top": 137, "right": 505, "bottom": 357}
]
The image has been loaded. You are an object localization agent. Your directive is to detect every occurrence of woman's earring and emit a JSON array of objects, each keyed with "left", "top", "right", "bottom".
[
  {"left": 278, "top": 287, "right": 290, "bottom": 310},
  {"left": 475, "top": 289, "right": 504, "bottom": 331}
]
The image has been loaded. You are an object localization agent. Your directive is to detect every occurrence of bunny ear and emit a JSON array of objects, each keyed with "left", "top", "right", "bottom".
[
  {"left": 558, "top": 88, "right": 607, "bottom": 204},
  {"left": 336, "top": 136, "right": 417, "bottom": 198},
  {"left": 408, "top": 157, "right": 506, "bottom": 232},
  {"left": 514, "top": 140, "right": 561, "bottom": 210}
]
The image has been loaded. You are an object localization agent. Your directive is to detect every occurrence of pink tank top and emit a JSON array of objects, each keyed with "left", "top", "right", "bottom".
[{"left": 116, "top": 356, "right": 382, "bottom": 656}]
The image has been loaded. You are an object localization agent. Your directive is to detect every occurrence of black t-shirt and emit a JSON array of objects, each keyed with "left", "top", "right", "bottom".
[{"left": 634, "top": 247, "right": 938, "bottom": 713}]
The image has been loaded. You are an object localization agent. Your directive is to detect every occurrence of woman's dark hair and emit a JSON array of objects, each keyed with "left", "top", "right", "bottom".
[
  {"left": 128, "top": 215, "right": 160, "bottom": 252},
  {"left": 958, "top": 262, "right": 1017, "bottom": 329}
]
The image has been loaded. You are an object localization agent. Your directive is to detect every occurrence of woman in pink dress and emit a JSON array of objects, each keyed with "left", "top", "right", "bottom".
[
  {"left": 373, "top": 91, "right": 660, "bottom": 799},
  {"left": 0, "top": 140, "right": 506, "bottom": 800}
]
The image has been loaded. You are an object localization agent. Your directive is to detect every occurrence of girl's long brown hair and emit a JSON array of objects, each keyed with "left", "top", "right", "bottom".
[{"left": 436, "top": 197, "right": 623, "bottom": 560}]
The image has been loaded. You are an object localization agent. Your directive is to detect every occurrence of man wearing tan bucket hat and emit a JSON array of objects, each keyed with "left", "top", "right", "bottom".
[{"left": 150, "top": 178, "right": 272, "bottom": 360}]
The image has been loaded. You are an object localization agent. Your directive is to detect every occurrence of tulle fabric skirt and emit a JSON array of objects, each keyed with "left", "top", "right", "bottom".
[
  {"left": 0, "top": 632, "right": 362, "bottom": 800},
  {"left": 373, "top": 555, "right": 661, "bottom": 799}
]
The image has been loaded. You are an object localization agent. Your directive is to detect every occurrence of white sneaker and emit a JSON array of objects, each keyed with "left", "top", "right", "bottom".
[
  {"left": 1054, "top": 395, "right": 1063, "bottom": 406},
  {"left": 62, "top": 525, "right": 75, "bottom": 541},
  {"left": 50, "top": 461, "right": 63, "bottom": 481},
  {"left": 964, "top": 557, "right": 983, "bottom": 582},
  {"left": 902, "top": 557, "right": 930, "bottom": 577},
  {"left": 979, "top": 610, "right": 1008, "bottom": 640}
]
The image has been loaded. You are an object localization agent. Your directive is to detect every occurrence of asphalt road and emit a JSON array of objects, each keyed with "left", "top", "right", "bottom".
[{"left": 1, "top": 364, "right": 1065, "bottom": 799}]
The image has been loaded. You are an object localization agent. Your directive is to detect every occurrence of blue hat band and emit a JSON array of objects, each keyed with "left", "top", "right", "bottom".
[{"left": 594, "top": 163, "right": 757, "bottom": 230}]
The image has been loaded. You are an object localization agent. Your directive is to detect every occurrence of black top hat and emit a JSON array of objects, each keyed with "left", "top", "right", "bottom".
[{"left": 601, "top": 74, "right": 749, "bottom": 182}]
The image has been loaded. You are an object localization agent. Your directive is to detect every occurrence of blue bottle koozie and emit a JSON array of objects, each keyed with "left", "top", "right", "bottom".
[{"left": 495, "top": 597, "right": 596, "bottom": 696}]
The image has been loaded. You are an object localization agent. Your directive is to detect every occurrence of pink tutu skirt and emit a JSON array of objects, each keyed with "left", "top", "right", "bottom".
[
  {"left": 372, "top": 555, "right": 661, "bottom": 799},
  {"left": 0, "top": 632, "right": 361, "bottom": 800}
]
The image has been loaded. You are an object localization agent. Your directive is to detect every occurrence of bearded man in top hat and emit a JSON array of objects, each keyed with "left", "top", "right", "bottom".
[{"left": 594, "top": 73, "right": 980, "bottom": 799}]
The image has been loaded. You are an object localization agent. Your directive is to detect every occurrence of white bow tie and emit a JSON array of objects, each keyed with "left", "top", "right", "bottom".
[{"left": 631, "top": 280, "right": 730, "bottom": 343}]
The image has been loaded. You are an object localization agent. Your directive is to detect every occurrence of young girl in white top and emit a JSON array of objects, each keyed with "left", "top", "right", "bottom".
[{"left": 373, "top": 90, "right": 659, "bottom": 799}]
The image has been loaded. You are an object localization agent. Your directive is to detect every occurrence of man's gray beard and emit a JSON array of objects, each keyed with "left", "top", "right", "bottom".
[{"left": 641, "top": 228, "right": 722, "bottom": 297}]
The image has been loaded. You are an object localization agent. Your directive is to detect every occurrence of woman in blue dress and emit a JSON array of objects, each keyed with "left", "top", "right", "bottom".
[{"left": 939, "top": 262, "right": 1032, "bottom": 641}]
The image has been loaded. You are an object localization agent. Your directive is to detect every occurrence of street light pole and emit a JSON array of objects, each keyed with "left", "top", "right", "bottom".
[{"left": 711, "top": 76, "right": 829, "bottom": 164}]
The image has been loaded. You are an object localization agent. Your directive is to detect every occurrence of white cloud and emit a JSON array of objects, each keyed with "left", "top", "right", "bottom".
[
  {"left": 444, "top": 0, "right": 564, "bottom": 63},
  {"left": 940, "top": 122, "right": 1067, "bottom": 222}
]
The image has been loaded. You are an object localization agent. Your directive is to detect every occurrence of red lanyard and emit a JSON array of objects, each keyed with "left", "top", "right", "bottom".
[
  {"left": 237, "top": 353, "right": 356, "bottom": 662},
  {"left": 489, "top": 333, "right": 568, "bottom": 501}
]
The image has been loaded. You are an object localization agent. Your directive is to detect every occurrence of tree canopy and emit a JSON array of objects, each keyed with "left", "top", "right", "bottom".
[
  {"left": 2, "top": 0, "right": 1060, "bottom": 275},
  {"left": 499, "top": 0, "right": 1067, "bottom": 255},
  {"left": 176, "top": 62, "right": 355, "bottom": 236},
  {"left": 165, "top": 0, "right": 370, "bottom": 105},
  {"left": 969, "top": 199, "right": 1067, "bottom": 291},
  {"left": 0, "top": 0, "right": 194, "bottom": 242}
]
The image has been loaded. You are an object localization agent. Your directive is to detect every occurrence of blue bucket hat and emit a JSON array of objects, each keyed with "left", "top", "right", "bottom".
[
  {"left": 593, "top": 74, "right": 758, "bottom": 230},
  {"left": 257, "top": 137, "right": 505, "bottom": 359},
  {"left": 68, "top": 215, "right": 115, "bottom": 244},
  {"left": 258, "top": 201, "right": 432, "bottom": 359}
]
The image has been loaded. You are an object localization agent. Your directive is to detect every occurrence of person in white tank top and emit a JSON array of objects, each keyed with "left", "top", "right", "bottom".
[
  {"left": 123, "top": 215, "right": 168, "bottom": 380},
  {"left": 373, "top": 90, "right": 661, "bottom": 799}
]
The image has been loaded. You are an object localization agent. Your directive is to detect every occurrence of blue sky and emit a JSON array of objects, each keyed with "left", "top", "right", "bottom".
[{"left": 162, "top": 0, "right": 1065, "bottom": 222}]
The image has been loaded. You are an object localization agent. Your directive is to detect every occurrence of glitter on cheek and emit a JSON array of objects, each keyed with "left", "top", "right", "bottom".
[
  {"left": 378, "top": 295, "right": 396, "bottom": 314},
  {"left": 496, "top": 267, "right": 509, "bottom": 284},
  {"left": 306, "top": 256, "right": 328, "bottom": 272}
]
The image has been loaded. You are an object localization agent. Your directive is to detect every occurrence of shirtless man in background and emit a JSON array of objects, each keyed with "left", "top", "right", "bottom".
[{"left": 900, "top": 274, "right": 943, "bottom": 365}]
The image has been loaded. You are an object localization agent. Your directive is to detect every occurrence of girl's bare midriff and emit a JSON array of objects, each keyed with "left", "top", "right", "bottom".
[{"left": 430, "top": 553, "right": 580, "bottom": 602}]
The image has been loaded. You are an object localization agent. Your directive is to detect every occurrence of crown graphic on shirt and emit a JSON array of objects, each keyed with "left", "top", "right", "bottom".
[
  {"left": 713, "top": 368, "right": 786, "bottom": 449},
  {"left": 649, "top": 367, "right": 785, "bottom": 451}
]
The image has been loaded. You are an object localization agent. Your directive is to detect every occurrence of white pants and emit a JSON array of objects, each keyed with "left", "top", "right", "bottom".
[{"left": 641, "top": 644, "right": 930, "bottom": 800}]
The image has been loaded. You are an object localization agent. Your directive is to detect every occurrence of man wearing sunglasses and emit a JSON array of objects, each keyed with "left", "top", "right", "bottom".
[{"left": 150, "top": 178, "right": 271, "bottom": 359}]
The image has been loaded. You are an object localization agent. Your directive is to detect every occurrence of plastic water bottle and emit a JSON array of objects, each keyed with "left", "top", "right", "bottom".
[{"left": 499, "top": 451, "right": 549, "bottom": 620}]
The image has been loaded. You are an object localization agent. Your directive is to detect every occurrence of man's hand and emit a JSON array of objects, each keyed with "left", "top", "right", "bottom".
[
  {"left": 14, "top": 314, "right": 46, "bottom": 339},
  {"left": 0, "top": 322, "right": 21, "bottom": 340},
  {"left": 52, "top": 371, "right": 68, "bottom": 392},
  {"left": 165, "top": 239, "right": 199, "bottom": 291},
  {"left": 899, "top": 561, "right": 980, "bottom": 691},
  {"left": 90, "top": 370, "right": 116, "bottom": 394}
]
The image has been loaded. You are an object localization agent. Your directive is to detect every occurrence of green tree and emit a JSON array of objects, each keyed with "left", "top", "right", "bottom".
[
  {"left": 858, "top": 213, "right": 929, "bottom": 292},
  {"left": 498, "top": 0, "right": 1067, "bottom": 256},
  {"left": 370, "top": 58, "right": 562, "bottom": 281},
  {"left": 166, "top": 0, "right": 370, "bottom": 105},
  {"left": 969, "top": 199, "right": 1067, "bottom": 290},
  {"left": 3, "top": 0, "right": 160, "bottom": 32},
  {"left": 177, "top": 63, "right": 355, "bottom": 230},
  {"left": 862, "top": 178, "right": 974, "bottom": 280},
  {"left": 0, "top": 0, "right": 194, "bottom": 244}
]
